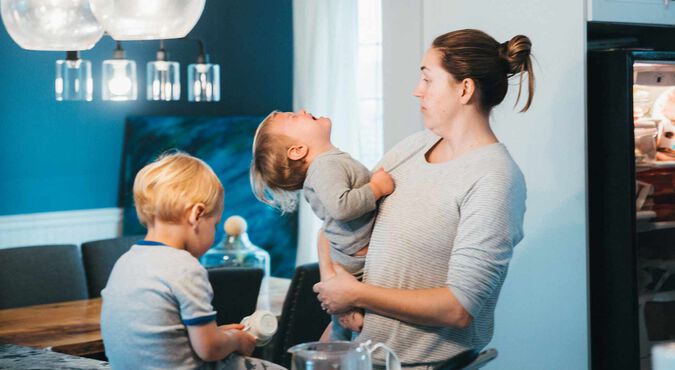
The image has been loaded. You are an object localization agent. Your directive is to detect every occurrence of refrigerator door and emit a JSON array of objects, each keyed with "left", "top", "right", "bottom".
[{"left": 587, "top": 50, "right": 675, "bottom": 370}]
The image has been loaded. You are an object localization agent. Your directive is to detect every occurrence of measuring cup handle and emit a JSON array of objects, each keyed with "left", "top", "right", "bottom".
[{"left": 364, "top": 342, "right": 401, "bottom": 370}]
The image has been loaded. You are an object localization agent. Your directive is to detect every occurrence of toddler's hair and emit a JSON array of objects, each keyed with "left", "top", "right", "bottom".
[
  {"left": 133, "top": 151, "right": 224, "bottom": 227},
  {"left": 250, "top": 111, "right": 307, "bottom": 213}
]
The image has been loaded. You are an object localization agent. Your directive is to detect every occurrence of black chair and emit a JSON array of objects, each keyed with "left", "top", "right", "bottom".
[
  {"left": 271, "top": 263, "right": 330, "bottom": 368},
  {"left": 0, "top": 244, "right": 88, "bottom": 309},
  {"left": 462, "top": 348, "right": 497, "bottom": 369},
  {"left": 438, "top": 348, "right": 498, "bottom": 370},
  {"left": 81, "top": 235, "right": 142, "bottom": 298},
  {"left": 207, "top": 267, "right": 264, "bottom": 325}
]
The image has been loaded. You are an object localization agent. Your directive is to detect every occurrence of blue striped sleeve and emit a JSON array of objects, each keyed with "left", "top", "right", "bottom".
[{"left": 183, "top": 313, "right": 217, "bottom": 326}]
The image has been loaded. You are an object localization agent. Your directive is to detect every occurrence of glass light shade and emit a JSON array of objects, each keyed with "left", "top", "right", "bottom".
[
  {"left": 188, "top": 63, "right": 220, "bottom": 102},
  {"left": 55, "top": 58, "right": 92, "bottom": 101},
  {"left": 146, "top": 61, "right": 180, "bottom": 101},
  {"left": 102, "top": 59, "right": 137, "bottom": 101},
  {"left": 89, "top": 0, "right": 205, "bottom": 41},
  {"left": 1, "top": 0, "right": 103, "bottom": 51}
]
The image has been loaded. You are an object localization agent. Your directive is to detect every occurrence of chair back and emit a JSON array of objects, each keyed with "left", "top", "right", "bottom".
[
  {"left": 81, "top": 235, "right": 142, "bottom": 298},
  {"left": 460, "top": 348, "right": 497, "bottom": 370},
  {"left": 271, "top": 263, "right": 331, "bottom": 368},
  {"left": 208, "top": 267, "right": 264, "bottom": 325},
  {"left": 0, "top": 244, "right": 88, "bottom": 309}
]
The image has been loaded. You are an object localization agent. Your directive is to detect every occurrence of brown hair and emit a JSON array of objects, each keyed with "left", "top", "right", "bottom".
[
  {"left": 250, "top": 112, "right": 307, "bottom": 213},
  {"left": 133, "top": 151, "right": 224, "bottom": 227},
  {"left": 432, "top": 29, "right": 535, "bottom": 112}
]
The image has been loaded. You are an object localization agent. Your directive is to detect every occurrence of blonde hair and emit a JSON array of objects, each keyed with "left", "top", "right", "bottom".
[
  {"left": 250, "top": 111, "right": 307, "bottom": 213},
  {"left": 133, "top": 151, "right": 224, "bottom": 227}
]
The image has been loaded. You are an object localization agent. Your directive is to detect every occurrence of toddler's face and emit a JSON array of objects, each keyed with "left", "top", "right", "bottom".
[{"left": 271, "top": 110, "right": 332, "bottom": 149}]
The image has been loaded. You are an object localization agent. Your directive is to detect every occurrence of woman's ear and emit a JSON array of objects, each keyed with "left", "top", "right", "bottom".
[
  {"left": 459, "top": 78, "right": 476, "bottom": 105},
  {"left": 287, "top": 145, "right": 309, "bottom": 161},
  {"left": 188, "top": 203, "right": 206, "bottom": 227}
]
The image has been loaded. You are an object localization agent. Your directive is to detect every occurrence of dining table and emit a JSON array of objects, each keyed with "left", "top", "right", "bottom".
[{"left": 0, "top": 277, "right": 290, "bottom": 358}]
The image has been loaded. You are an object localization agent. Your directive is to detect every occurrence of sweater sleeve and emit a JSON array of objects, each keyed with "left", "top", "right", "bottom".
[
  {"left": 306, "top": 160, "right": 377, "bottom": 222},
  {"left": 445, "top": 169, "right": 526, "bottom": 318}
]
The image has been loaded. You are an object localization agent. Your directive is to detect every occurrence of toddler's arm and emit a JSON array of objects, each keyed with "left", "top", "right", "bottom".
[
  {"left": 308, "top": 166, "right": 394, "bottom": 222},
  {"left": 187, "top": 322, "right": 256, "bottom": 362}
]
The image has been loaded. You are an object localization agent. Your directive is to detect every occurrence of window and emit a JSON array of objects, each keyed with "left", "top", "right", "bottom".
[{"left": 356, "top": 0, "right": 382, "bottom": 169}]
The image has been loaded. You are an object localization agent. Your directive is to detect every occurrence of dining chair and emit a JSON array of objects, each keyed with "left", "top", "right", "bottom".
[
  {"left": 270, "top": 263, "right": 330, "bottom": 368},
  {"left": 207, "top": 267, "right": 264, "bottom": 325},
  {"left": 0, "top": 244, "right": 88, "bottom": 309},
  {"left": 448, "top": 348, "right": 498, "bottom": 370},
  {"left": 81, "top": 235, "right": 142, "bottom": 298}
]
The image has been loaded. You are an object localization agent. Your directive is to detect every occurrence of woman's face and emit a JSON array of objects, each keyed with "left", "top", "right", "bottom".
[{"left": 413, "top": 48, "right": 463, "bottom": 133}]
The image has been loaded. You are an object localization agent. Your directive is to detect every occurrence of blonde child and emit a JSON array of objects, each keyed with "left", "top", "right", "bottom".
[
  {"left": 101, "top": 152, "right": 279, "bottom": 370},
  {"left": 249, "top": 110, "right": 394, "bottom": 341}
]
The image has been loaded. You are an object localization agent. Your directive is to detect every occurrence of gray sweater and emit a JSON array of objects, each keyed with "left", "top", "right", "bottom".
[
  {"left": 303, "top": 148, "right": 377, "bottom": 276},
  {"left": 358, "top": 130, "right": 526, "bottom": 368}
]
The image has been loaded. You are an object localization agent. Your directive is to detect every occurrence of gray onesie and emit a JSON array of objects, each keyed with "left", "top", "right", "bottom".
[{"left": 303, "top": 148, "right": 377, "bottom": 278}]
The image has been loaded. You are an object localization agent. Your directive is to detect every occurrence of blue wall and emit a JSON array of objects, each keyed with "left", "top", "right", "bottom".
[{"left": 0, "top": 0, "right": 293, "bottom": 215}]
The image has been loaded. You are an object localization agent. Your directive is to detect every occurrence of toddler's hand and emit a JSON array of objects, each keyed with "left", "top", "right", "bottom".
[
  {"left": 338, "top": 310, "right": 364, "bottom": 332},
  {"left": 369, "top": 168, "right": 395, "bottom": 199},
  {"left": 218, "top": 323, "right": 245, "bottom": 332},
  {"left": 232, "top": 330, "right": 256, "bottom": 356}
]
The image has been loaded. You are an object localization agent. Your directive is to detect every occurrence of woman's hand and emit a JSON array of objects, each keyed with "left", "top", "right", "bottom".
[{"left": 313, "top": 264, "right": 362, "bottom": 314}]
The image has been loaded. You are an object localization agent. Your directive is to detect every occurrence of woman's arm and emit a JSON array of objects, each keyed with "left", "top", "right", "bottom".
[
  {"left": 186, "top": 322, "right": 256, "bottom": 362},
  {"left": 314, "top": 265, "right": 471, "bottom": 328}
]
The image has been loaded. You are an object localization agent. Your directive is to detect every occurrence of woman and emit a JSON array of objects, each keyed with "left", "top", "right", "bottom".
[{"left": 313, "top": 29, "right": 533, "bottom": 369}]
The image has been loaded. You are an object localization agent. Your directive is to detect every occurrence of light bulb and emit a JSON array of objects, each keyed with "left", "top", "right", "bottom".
[
  {"left": 55, "top": 52, "right": 92, "bottom": 101},
  {"left": 147, "top": 60, "right": 180, "bottom": 101},
  {"left": 188, "top": 62, "right": 220, "bottom": 102},
  {"left": 102, "top": 59, "right": 137, "bottom": 101},
  {"left": 109, "top": 75, "right": 131, "bottom": 96}
]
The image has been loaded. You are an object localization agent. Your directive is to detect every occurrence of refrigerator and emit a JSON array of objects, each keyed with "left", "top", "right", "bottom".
[{"left": 588, "top": 50, "right": 675, "bottom": 370}]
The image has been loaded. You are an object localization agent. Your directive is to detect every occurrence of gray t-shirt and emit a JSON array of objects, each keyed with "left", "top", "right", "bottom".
[
  {"left": 358, "top": 130, "right": 526, "bottom": 368},
  {"left": 303, "top": 148, "right": 377, "bottom": 276},
  {"left": 101, "top": 241, "right": 217, "bottom": 370}
]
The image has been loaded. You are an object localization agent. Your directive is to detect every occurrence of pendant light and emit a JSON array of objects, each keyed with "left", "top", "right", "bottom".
[
  {"left": 1, "top": 0, "right": 103, "bottom": 51},
  {"left": 188, "top": 40, "right": 220, "bottom": 102},
  {"left": 55, "top": 51, "right": 93, "bottom": 101},
  {"left": 102, "top": 41, "right": 137, "bottom": 101},
  {"left": 89, "top": 0, "right": 205, "bottom": 41},
  {"left": 147, "top": 40, "right": 180, "bottom": 101}
]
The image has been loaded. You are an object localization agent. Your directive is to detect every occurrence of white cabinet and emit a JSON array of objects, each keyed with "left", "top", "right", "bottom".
[{"left": 589, "top": 0, "right": 675, "bottom": 25}]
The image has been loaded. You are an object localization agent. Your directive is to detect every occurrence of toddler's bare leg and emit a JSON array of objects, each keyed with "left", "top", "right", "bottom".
[{"left": 319, "top": 321, "right": 333, "bottom": 342}]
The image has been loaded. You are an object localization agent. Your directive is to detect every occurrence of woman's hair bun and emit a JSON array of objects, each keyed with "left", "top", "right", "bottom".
[{"left": 499, "top": 35, "right": 532, "bottom": 75}]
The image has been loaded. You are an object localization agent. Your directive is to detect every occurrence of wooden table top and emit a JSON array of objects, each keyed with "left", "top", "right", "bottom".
[
  {"left": 0, "top": 298, "right": 103, "bottom": 357},
  {"left": 0, "top": 277, "right": 291, "bottom": 357}
]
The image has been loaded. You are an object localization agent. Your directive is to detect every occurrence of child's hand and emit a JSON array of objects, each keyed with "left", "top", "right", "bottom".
[
  {"left": 231, "top": 330, "right": 256, "bottom": 356},
  {"left": 338, "top": 310, "right": 364, "bottom": 332},
  {"left": 369, "top": 168, "right": 395, "bottom": 199},
  {"left": 218, "top": 323, "right": 245, "bottom": 332}
]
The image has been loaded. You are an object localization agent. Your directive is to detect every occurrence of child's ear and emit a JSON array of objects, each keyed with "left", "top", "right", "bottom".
[
  {"left": 188, "top": 203, "right": 206, "bottom": 226},
  {"left": 287, "top": 144, "right": 309, "bottom": 161}
]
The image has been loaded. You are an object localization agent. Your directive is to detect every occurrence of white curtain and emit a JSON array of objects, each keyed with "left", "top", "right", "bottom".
[{"left": 292, "top": 0, "right": 359, "bottom": 266}]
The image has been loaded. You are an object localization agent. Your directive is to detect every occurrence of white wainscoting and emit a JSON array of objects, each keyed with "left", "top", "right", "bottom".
[{"left": 0, "top": 208, "right": 123, "bottom": 249}]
